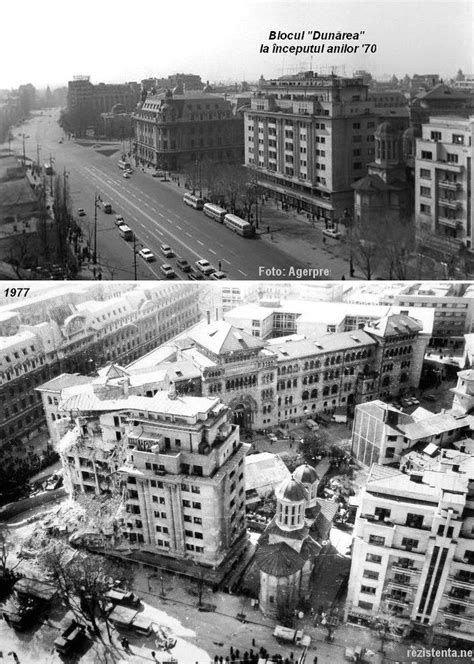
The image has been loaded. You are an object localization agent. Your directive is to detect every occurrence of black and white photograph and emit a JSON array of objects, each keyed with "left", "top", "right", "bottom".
[
  {"left": 1, "top": 280, "right": 474, "bottom": 662},
  {"left": 0, "top": 0, "right": 472, "bottom": 281},
  {"left": 1, "top": 0, "right": 474, "bottom": 663}
]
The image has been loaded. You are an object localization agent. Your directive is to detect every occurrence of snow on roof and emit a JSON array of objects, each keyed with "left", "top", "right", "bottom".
[{"left": 245, "top": 452, "right": 291, "bottom": 491}]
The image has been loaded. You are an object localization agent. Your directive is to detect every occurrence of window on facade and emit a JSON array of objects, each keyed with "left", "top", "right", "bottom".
[
  {"left": 366, "top": 553, "right": 382, "bottom": 564},
  {"left": 368, "top": 535, "right": 385, "bottom": 546},
  {"left": 360, "top": 585, "right": 376, "bottom": 595}
]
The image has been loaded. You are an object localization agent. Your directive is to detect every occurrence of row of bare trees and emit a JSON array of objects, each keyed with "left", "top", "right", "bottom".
[{"left": 182, "top": 162, "right": 262, "bottom": 224}]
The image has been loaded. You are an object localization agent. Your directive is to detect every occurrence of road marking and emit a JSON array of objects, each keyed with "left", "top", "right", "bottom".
[
  {"left": 238, "top": 269, "right": 247, "bottom": 276},
  {"left": 209, "top": 249, "right": 217, "bottom": 255},
  {"left": 197, "top": 240, "right": 204, "bottom": 246}
]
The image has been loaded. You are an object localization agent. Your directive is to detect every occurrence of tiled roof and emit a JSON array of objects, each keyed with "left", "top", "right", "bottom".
[
  {"left": 188, "top": 321, "right": 265, "bottom": 355},
  {"left": 255, "top": 541, "right": 306, "bottom": 577}
]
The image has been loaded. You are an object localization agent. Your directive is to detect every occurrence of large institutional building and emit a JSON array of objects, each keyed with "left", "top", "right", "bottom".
[
  {"left": 244, "top": 71, "right": 379, "bottom": 222},
  {"left": 1, "top": 284, "right": 199, "bottom": 450},
  {"left": 133, "top": 82, "right": 244, "bottom": 171},
  {"left": 67, "top": 76, "right": 140, "bottom": 115},
  {"left": 40, "top": 312, "right": 427, "bottom": 440}
]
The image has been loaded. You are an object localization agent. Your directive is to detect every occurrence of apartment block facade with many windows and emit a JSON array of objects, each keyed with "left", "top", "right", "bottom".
[
  {"left": 346, "top": 464, "right": 474, "bottom": 646},
  {"left": 244, "top": 71, "right": 378, "bottom": 221},
  {"left": 56, "top": 375, "right": 249, "bottom": 569},
  {"left": 415, "top": 116, "right": 473, "bottom": 261}
]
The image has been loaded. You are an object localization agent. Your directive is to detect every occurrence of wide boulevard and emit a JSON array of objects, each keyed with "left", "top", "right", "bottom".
[{"left": 11, "top": 111, "right": 309, "bottom": 280}]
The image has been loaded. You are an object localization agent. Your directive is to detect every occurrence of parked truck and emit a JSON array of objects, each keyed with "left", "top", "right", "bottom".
[{"left": 273, "top": 625, "right": 311, "bottom": 647}]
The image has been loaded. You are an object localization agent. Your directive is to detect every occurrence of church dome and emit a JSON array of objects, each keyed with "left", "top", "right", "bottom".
[
  {"left": 277, "top": 476, "right": 307, "bottom": 502},
  {"left": 111, "top": 103, "right": 126, "bottom": 115},
  {"left": 293, "top": 463, "right": 319, "bottom": 484},
  {"left": 375, "top": 121, "right": 397, "bottom": 138}
]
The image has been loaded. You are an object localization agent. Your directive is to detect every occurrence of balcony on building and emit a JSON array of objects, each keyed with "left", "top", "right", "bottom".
[
  {"left": 439, "top": 198, "right": 462, "bottom": 211},
  {"left": 439, "top": 180, "right": 462, "bottom": 191},
  {"left": 442, "top": 589, "right": 474, "bottom": 607},
  {"left": 437, "top": 216, "right": 462, "bottom": 230},
  {"left": 448, "top": 572, "right": 474, "bottom": 589},
  {"left": 440, "top": 606, "right": 474, "bottom": 624},
  {"left": 391, "top": 559, "right": 422, "bottom": 575}
]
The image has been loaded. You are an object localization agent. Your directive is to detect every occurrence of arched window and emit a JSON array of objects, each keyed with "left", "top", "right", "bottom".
[
  {"left": 331, "top": 384, "right": 338, "bottom": 394},
  {"left": 302, "top": 391, "right": 309, "bottom": 401},
  {"left": 311, "top": 388, "right": 318, "bottom": 399}
]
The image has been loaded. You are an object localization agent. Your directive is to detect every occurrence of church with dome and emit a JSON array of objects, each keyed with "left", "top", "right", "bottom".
[
  {"left": 351, "top": 120, "right": 417, "bottom": 236},
  {"left": 254, "top": 463, "right": 338, "bottom": 618}
]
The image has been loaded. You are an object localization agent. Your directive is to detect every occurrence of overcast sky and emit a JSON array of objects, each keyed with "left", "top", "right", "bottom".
[{"left": 2, "top": 0, "right": 472, "bottom": 89}]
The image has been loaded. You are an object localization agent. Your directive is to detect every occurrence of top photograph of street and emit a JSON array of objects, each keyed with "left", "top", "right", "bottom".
[{"left": 0, "top": 0, "right": 472, "bottom": 281}]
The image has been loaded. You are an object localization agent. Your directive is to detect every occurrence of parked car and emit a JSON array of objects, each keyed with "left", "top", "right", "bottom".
[
  {"left": 160, "top": 264, "right": 176, "bottom": 279},
  {"left": 195, "top": 259, "right": 215, "bottom": 276},
  {"left": 152, "top": 170, "right": 165, "bottom": 178},
  {"left": 115, "top": 214, "right": 125, "bottom": 226},
  {"left": 210, "top": 271, "right": 227, "bottom": 280},
  {"left": 176, "top": 257, "right": 191, "bottom": 272},
  {"left": 160, "top": 244, "right": 174, "bottom": 257},
  {"left": 322, "top": 228, "right": 341, "bottom": 239},
  {"left": 267, "top": 433, "right": 278, "bottom": 443},
  {"left": 77, "top": 208, "right": 86, "bottom": 216},
  {"left": 187, "top": 268, "right": 204, "bottom": 280},
  {"left": 138, "top": 248, "right": 155, "bottom": 262},
  {"left": 123, "top": 172, "right": 130, "bottom": 179}
]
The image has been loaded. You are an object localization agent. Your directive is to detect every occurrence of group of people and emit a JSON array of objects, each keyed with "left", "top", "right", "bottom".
[{"left": 212, "top": 642, "right": 304, "bottom": 664}]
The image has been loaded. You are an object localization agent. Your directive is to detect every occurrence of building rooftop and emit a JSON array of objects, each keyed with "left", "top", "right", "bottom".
[
  {"left": 186, "top": 320, "right": 265, "bottom": 355},
  {"left": 36, "top": 373, "right": 92, "bottom": 392},
  {"left": 244, "top": 452, "right": 291, "bottom": 492}
]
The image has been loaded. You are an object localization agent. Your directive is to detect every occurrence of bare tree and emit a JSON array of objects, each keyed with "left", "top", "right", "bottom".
[
  {"left": 38, "top": 541, "right": 133, "bottom": 643},
  {"left": 371, "top": 602, "right": 403, "bottom": 654}
]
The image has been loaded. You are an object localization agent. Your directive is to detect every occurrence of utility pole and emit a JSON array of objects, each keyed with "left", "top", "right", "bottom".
[
  {"left": 61, "top": 168, "right": 69, "bottom": 276},
  {"left": 49, "top": 153, "right": 54, "bottom": 197},
  {"left": 93, "top": 193, "right": 101, "bottom": 264},
  {"left": 36, "top": 144, "right": 41, "bottom": 173},
  {"left": 133, "top": 233, "right": 138, "bottom": 280},
  {"left": 22, "top": 134, "right": 26, "bottom": 166}
]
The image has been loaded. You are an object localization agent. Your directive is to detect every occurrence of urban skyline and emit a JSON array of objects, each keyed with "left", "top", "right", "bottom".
[{"left": 1, "top": 0, "right": 472, "bottom": 90}]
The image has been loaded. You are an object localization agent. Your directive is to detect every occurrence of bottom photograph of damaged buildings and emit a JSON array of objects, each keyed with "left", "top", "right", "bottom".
[{"left": 1, "top": 280, "right": 474, "bottom": 664}]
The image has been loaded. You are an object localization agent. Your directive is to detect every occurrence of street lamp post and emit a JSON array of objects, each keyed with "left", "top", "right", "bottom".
[
  {"left": 341, "top": 209, "right": 355, "bottom": 277},
  {"left": 93, "top": 193, "right": 101, "bottom": 264}
]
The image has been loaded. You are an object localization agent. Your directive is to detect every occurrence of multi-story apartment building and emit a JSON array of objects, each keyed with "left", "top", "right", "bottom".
[
  {"left": 2, "top": 285, "right": 199, "bottom": 450},
  {"left": 415, "top": 116, "right": 473, "bottom": 261},
  {"left": 381, "top": 282, "right": 474, "bottom": 350},
  {"left": 351, "top": 399, "right": 474, "bottom": 467},
  {"left": 346, "top": 462, "right": 474, "bottom": 646},
  {"left": 244, "top": 71, "right": 379, "bottom": 221},
  {"left": 133, "top": 83, "right": 244, "bottom": 171},
  {"left": 55, "top": 376, "right": 249, "bottom": 570},
  {"left": 67, "top": 76, "right": 140, "bottom": 114}
]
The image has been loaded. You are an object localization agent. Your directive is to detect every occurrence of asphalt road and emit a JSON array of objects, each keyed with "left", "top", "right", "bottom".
[{"left": 10, "top": 110, "right": 309, "bottom": 281}]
